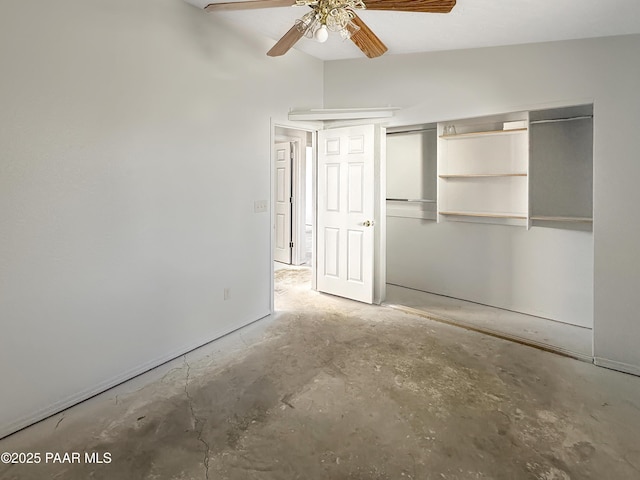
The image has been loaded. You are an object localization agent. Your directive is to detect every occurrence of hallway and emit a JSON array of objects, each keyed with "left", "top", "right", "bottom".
[{"left": 1, "top": 267, "right": 639, "bottom": 479}]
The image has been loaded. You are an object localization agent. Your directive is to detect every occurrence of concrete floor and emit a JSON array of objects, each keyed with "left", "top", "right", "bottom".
[
  {"left": 385, "top": 284, "right": 593, "bottom": 361},
  {"left": 2, "top": 267, "right": 640, "bottom": 480}
]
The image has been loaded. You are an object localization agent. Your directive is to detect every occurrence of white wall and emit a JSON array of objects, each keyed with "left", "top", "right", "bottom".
[
  {"left": 324, "top": 35, "right": 640, "bottom": 373},
  {"left": 386, "top": 218, "right": 593, "bottom": 327},
  {"left": 0, "top": 0, "right": 323, "bottom": 438}
]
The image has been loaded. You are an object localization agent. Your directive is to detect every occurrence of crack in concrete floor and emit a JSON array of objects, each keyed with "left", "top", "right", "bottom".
[
  {"left": 1, "top": 266, "right": 640, "bottom": 479},
  {"left": 184, "top": 355, "right": 211, "bottom": 480}
]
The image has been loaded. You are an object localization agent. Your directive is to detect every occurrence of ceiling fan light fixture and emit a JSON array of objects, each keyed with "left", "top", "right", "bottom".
[
  {"left": 314, "top": 24, "right": 329, "bottom": 42},
  {"left": 295, "top": 0, "right": 366, "bottom": 40},
  {"left": 339, "top": 19, "right": 360, "bottom": 40},
  {"left": 326, "top": 7, "right": 352, "bottom": 31},
  {"left": 296, "top": 10, "right": 318, "bottom": 35}
]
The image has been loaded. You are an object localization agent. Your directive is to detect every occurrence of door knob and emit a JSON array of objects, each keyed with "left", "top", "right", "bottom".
[{"left": 362, "top": 220, "right": 374, "bottom": 227}]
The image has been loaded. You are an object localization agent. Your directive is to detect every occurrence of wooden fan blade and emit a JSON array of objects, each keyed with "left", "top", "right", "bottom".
[
  {"left": 363, "top": 0, "right": 456, "bottom": 13},
  {"left": 350, "top": 14, "right": 388, "bottom": 58},
  {"left": 205, "top": 0, "right": 296, "bottom": 12},
  {"left": 267, "top": 24, "right": 305, "bottom": 57}
]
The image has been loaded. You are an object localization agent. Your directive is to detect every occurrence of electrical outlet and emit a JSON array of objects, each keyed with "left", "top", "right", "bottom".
[
  {"left": 224, "top": 288, "right": 230, "bottom": 301},
  {"left": 254, "top": 200, "right": 268, "bottom": 213}
]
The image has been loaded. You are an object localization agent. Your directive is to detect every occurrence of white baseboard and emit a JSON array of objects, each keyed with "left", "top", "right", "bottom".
[{"left": 594, "top": 357, "right": 640, "bottom": 377}]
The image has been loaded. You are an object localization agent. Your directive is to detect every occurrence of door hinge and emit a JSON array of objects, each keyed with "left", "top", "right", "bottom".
[
  {"left": 289, "top": 242, "right": 294, "bottom": 248},
  {"left": 290, "top": 196, "right": 294, "bottom": 204}
]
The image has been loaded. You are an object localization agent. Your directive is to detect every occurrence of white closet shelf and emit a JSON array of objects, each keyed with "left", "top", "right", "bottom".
[
  {"left": 439, "top": 128, "right": 527, "bottom": 139},
  {"left": 439, "top": 211, "right": 527, "bottom": 219},
  {"left": 439, "top": 173, "right": 527, "bottom": 178},
  {"left": 530, "top": 216, "right": 593, "bottom": 223}
]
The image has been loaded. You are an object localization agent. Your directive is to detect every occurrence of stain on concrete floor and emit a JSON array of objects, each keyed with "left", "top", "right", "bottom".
[{"left": 2, "top": 267, "right": 640, "bottom": 479}]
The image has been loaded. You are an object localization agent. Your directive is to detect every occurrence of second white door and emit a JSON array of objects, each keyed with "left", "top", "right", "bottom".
[{"left": 274, "top": 142, "right": 292, "bottom": 264}]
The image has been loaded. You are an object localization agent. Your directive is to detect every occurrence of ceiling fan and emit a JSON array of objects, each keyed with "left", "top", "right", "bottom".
[{"left": 204, "top": 0, "right": 457, "bottom": 58}]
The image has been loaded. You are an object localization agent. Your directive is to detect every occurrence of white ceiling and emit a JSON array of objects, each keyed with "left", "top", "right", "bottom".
[{"left": 187, "top": 0, "right": 640, "bottom": 60}]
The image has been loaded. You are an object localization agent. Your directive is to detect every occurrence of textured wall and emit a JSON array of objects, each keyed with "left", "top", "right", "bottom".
[
  {"left": 325, "top": 35, "right": 640, "bottom": 372},
  {"left": 0, "top": 0, "right": 323, "bottom": 437}
]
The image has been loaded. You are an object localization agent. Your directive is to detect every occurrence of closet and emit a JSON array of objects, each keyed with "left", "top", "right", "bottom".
[{"left": 386, "top": 105, "right": 594, "bottom": 331}]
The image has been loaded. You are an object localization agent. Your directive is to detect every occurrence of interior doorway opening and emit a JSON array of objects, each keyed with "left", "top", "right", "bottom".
[
  {"left": 273, "top": 126, "right": 315, "bottom": 309},
  {"left": 273, "top": 127, "right": 314, "bottom": 268},
  {"left": 272, "top": 121, "right": 386, "bottom": 308}
]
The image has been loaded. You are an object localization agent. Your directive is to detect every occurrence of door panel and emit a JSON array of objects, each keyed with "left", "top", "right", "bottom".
[
  {"left": 325, "top": 163, "right": 341, "bottom": 212},
  {"left": 317, "top": 125, "right": 375, "bottom": 303},
  {"left": 348, "top": 163, "right": 364, "bottom": 212},
  {"left": 274, "top": 142, "right": 292, "bottom": 264},
  {"left": 324, "top": 227, "right": 340, "bottom": 277},
  {"left": 347, "top": 229, "right": 364, "bottom": 283},
  {"left": 349, "top": 135, "right": 365, "bottom": 153},
  {"left": 276, "top": 214, "right": 286, "bottom": 249}
]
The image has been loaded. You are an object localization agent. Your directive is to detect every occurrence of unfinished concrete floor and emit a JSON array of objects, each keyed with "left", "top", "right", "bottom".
[{"left": 2, "top": 267, "right": 640, "bottom": 480}]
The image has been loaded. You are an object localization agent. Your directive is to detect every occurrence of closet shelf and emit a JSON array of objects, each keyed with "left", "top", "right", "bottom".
[
  {"left": 439, "top": 211, "right": 527, "bottom": 220},
  {"left": 440, "top": 128, "right": 527, "bottom": 139},
  {"left": 530, "top": 216, "right": 593, "bottom": 223},
  {"left": 439, "top": 173, "right": 527, "bottom": 178}
]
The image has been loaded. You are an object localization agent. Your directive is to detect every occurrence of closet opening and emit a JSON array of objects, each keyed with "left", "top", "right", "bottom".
[{"left": 384, "top": 105, "right": 594, "bottom": 361}]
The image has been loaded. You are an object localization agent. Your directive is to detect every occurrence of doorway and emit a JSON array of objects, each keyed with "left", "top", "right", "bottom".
[
  {"left": 272, "top": 121, "right": 386, "bottom": 308},
  {"left": 272, "top": 125, "right": 315, "bottom": 313},
  {"left": 273, "top": 127, "right": 314, "bottom": 268}
]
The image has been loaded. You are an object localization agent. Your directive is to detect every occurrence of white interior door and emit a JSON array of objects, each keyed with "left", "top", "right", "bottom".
[
  {"left": 274, "top": 142, "right": 292, "bottom": 264},
  {"left": 317, "top": 125, "right": 376, "bottom": 303}
]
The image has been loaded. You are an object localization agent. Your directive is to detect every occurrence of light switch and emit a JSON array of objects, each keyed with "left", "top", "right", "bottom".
[{"left": 254, "top": 200, "right": 268, "bottom": 213}]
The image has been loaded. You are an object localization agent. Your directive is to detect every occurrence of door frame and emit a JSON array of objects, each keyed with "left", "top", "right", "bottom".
[
  {"left": 270, "top": 118, "right": 387, "bottom": 311},
  {"left": 270, "top": 119, "right": 321, "bottom": 313}
]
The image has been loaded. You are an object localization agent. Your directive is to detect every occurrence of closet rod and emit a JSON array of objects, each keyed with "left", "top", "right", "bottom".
[
  {"left": 387, "top": 128, "right": 436, "bottom": 135},
  {"left": 529, "top": 115, "right": 593, "bottom": 125},
  {"left": 386, "top": 198, "right": 436, "bottom": 203}
]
